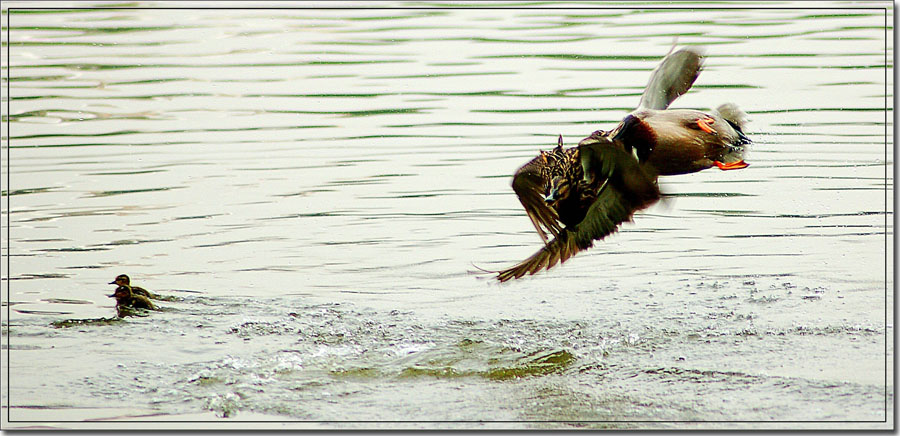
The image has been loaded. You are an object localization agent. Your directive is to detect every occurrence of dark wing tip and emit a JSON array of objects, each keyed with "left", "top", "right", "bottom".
[{"left": 495, "top": 229, "right": 587, "bottom": 282}]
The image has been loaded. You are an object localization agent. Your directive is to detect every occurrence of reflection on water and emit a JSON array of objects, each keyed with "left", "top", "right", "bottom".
[{"left": 1, "top": 2, "right": 893, "bottom": 430}]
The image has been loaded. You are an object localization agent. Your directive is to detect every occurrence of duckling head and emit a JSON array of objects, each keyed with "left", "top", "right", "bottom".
[
  {"left": 109, "top": 274, "right": 131, "bottom": 286},
  {"left": 108, "top": 285, "right": 133, "bottom": 300}
]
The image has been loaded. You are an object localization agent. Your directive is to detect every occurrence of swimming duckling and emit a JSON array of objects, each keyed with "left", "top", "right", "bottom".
[
  {"left": 109, "top": 274, "right": 157, "bottom": 299},
  {"left": 109, "top": 285, "right": 157, "bottom": 311}
]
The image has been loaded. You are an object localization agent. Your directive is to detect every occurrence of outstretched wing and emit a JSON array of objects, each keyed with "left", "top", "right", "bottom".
[
  {"left": 497, "top": 143, "right": 659, "bottom": 282},
  {"left": 511, "top": 151, "right": 564, "bottom": 244},
  {"left": 637, "top": 48, "right": 704, "bottom": 111}
]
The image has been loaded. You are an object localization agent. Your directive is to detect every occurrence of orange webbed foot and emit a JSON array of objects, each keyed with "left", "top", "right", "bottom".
[
  {"left": 697, "top": 117, "right": 717, "bottom": 135},
  {"left": 714, "top": 160, "right": 749, "bottom": 170}
]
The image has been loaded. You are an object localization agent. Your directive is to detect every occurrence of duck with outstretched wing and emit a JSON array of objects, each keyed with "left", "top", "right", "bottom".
[{"left": 495, "top": 47, "right": 751, "bottom": 282}]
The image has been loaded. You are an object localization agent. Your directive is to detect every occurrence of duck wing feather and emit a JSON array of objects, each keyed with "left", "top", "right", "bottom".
[
  {"left": 511, "top": 153, "right": 564, "bottom": 244},
  {"left": 637, "top": 48, "right": 704, "bottom": 111}
]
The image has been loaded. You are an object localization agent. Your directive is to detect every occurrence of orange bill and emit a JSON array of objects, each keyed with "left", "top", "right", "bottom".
[{"left": 714, "top": 160, "right": 749, "bottom": 170}]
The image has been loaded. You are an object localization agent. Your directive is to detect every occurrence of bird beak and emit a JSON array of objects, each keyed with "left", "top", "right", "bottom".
[
  {"left": 108, "top": 293, "right": 116, "bottom": 298},
  {"left": 544, "top": 191, "right": 557, "bottom": 204},
  {"left": 108, "top": 281, "right": 116, "bottom": 284}
]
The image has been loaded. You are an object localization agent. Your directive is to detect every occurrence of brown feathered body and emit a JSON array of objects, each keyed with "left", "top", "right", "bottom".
[
  {"left": 110, "top": 285, "right": 157, "bottom": 311},
  {"left": 607, "top": 106, "right": 750, "bottom": 176},
  {"left": 533, "top": 140, "right": 596, "bottom": 228}
]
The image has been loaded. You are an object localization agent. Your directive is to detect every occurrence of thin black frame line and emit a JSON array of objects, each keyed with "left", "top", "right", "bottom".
[
  {"left": 1, "top": 6, "right": 890, "bottom": 10},
  {"left": 2, "top": 2, "right": 892, "bottom": 427},
  {"left": 4, "top": 4, "right": 10, "bottom": 426},
  {"left": 1, "top": 416, "right": 893, "bottom": 424},
  {"left": 884, "top": 5, "right": 893, "bottom": 427},
  {"left": 3, "top": 3, "right": 894, "bottom": 427}
]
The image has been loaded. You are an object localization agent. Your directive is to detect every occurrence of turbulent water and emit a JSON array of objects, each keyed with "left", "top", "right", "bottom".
[{"left": 1, "top": 2, "right": 894, "bottom": 430}]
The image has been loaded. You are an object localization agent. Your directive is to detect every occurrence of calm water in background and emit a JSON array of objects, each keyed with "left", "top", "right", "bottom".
[{"left": 1, "top": 2, "right": 894, "bottom": 429}]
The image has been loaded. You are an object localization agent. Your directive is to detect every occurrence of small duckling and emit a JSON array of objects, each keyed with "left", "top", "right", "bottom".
[
  {"left": 109, "top": 285, "right": 157, "bottom": 311},
  {"left": 109, "top": 274, "right": 157, "bottom": 299}
]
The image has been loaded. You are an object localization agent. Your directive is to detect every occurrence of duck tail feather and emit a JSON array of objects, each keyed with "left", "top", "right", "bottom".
[{"left": 714, "top": 103, "right": 749, "bottom": 132}]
